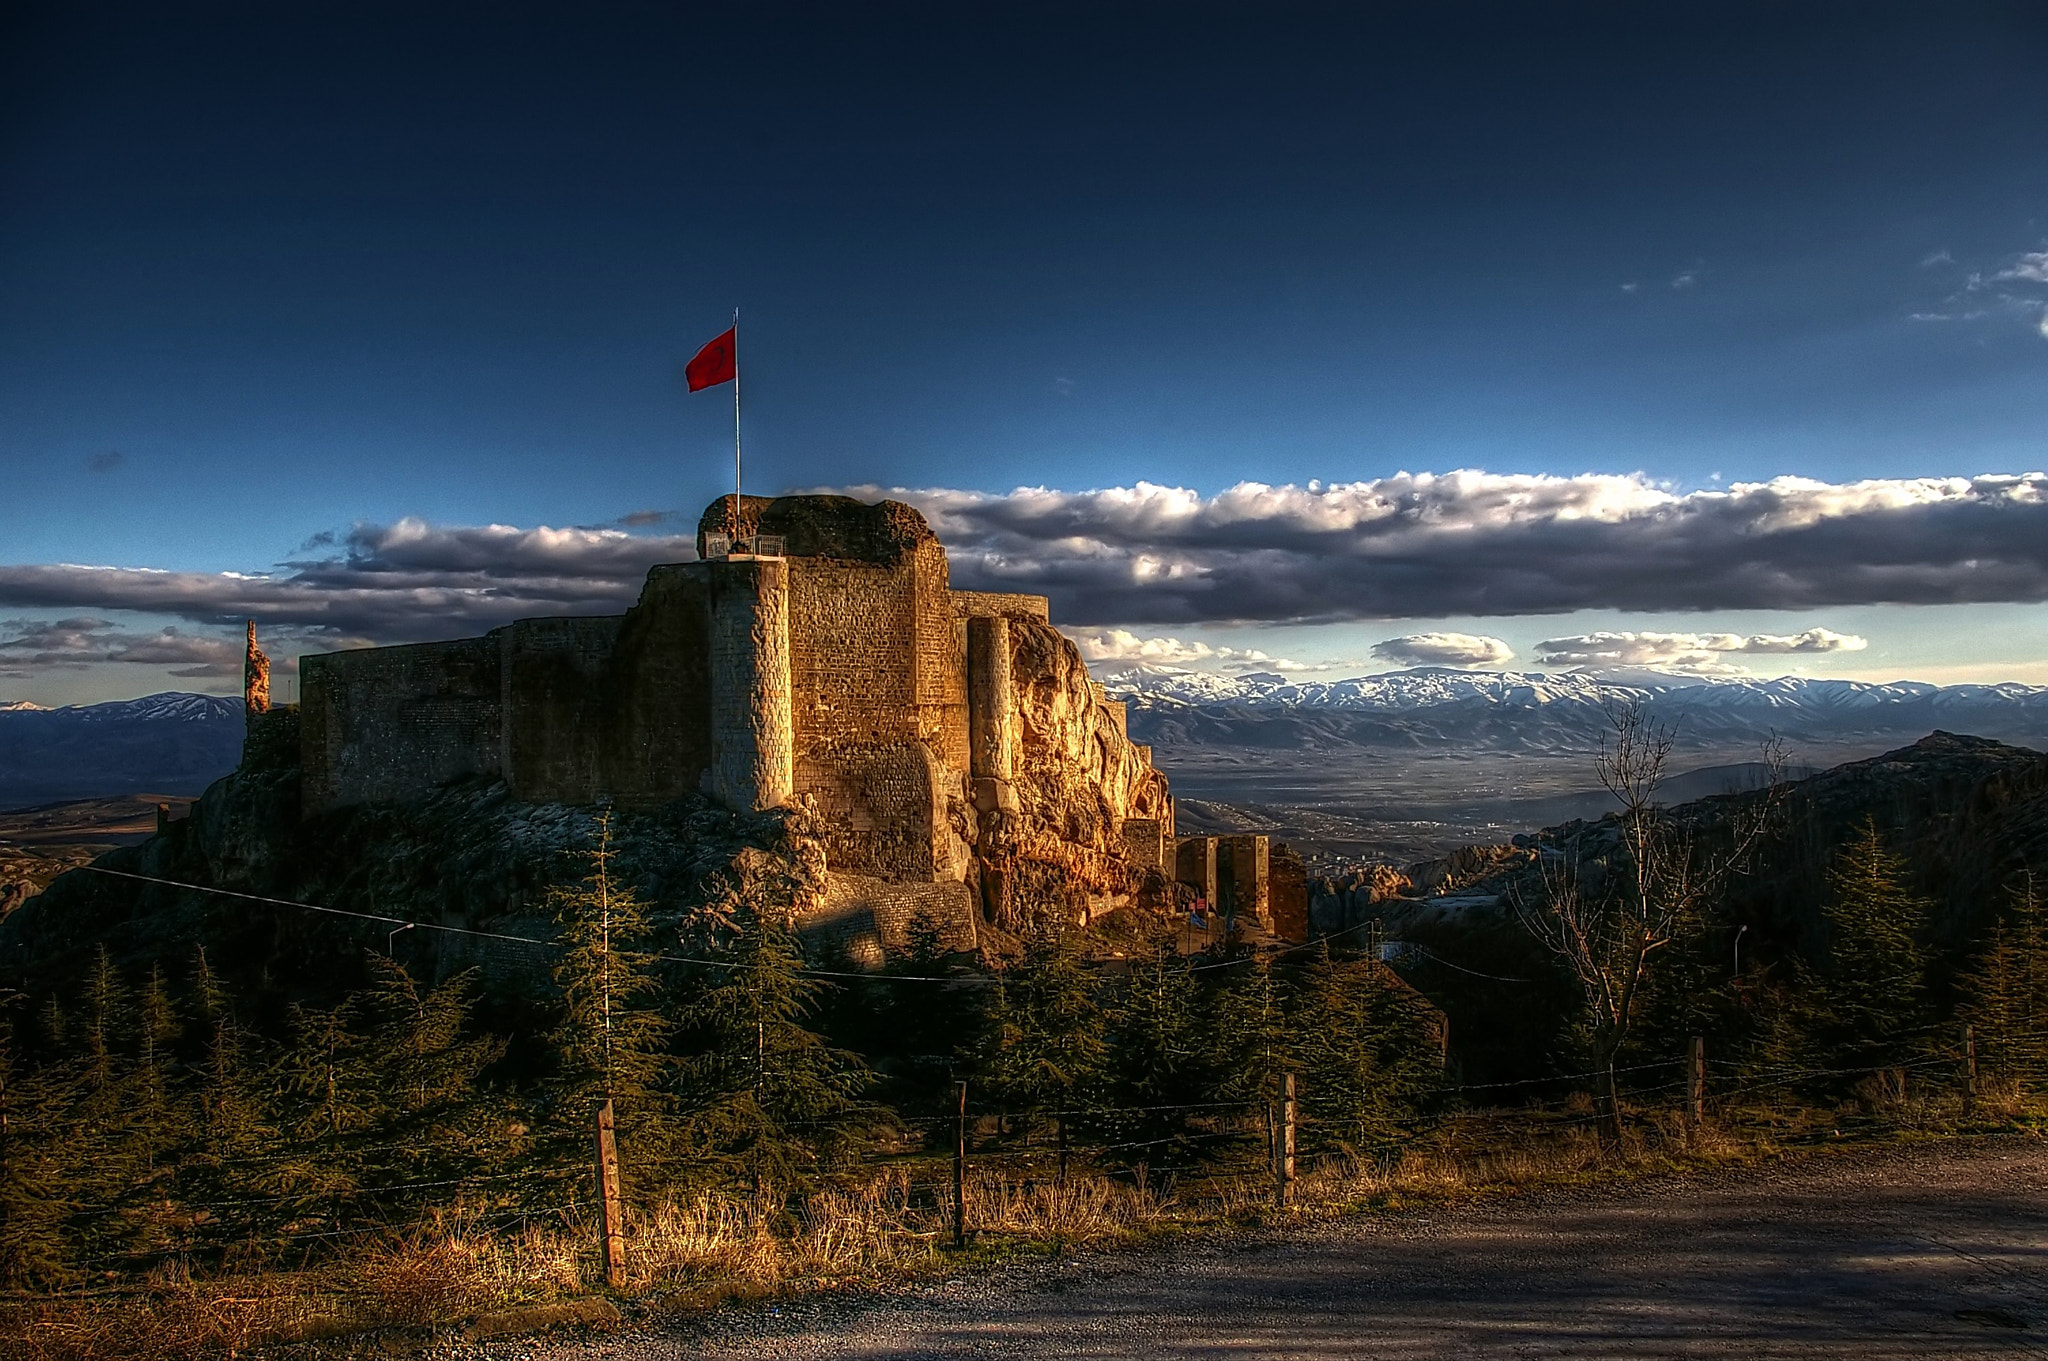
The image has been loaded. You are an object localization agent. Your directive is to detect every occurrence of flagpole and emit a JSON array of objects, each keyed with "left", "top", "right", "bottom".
[{"left": 731, "top": 307, "right": 742, "bottom": 542}]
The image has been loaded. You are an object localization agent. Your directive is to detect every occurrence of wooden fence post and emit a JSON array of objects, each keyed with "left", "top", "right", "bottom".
[
  {"left": 1687, "top": 1036, "right": 1705, "bottom": 1129},
  {"left": 594, "top": 1099, "right": 626, "bottom": 1289},
  {"left": 1962, "top": 1024, "right": 1977, "bottom": 1118},
  {"left": 1275, "top": 1072, "right": 1297, "bottom": 1207},
  {"left": 953, "top": 1079, "right": 968, "bottom": 1249}
]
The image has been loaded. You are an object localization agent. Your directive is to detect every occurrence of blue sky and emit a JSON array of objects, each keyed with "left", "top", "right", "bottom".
[{"left": 3, "top": 3, "right": 2047, "bottom": 703}]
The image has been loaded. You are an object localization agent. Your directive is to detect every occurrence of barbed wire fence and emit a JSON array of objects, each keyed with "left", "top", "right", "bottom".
[{"left": 2, "top": 866, "right": 2037, "bottom": 1295}]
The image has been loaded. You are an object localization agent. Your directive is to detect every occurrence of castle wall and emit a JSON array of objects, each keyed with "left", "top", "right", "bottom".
[
  {"left": 301, "top": 636, "right": 503, "bottom": 814},
  {"left": 500, "top": 616, "right": 620, "bottom": 803},
  {"left": 706, "top": 557, "right": 794, "bottom": 812},
  {"left": 1175, "top": 835, "right": 1219, "bottom": 905},
  {"left": 801, "top": 870, "right": 980, "bottom": 963},
  {"left": 597, "top": 565, "right": 713, "bottom": 804}
]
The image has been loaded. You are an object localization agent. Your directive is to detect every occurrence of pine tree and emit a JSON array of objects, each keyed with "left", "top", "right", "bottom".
[
  {"left": 1091, "top": 936, "right": 1219, "bottom": 1179},
  {"left": 677, "top": 906, "right": 872, "bottom": 1193},
  {"left": 182, "top": 947, "right": 282, "bottom": 1246},
  {"left": 975, "top": 927, "right": 1106, "bottom": 1139},
  {"left": 356, "top": 955, "right": 507, "bottom": 1204},
  {"left": 547, "top": 810, "right": 675, "bottom": 1189},
  {"left": 867, "top": 906, "right": 988, "bottom": 1115},
  {"left": 1959, "top": 873, "right": 2048, "bottom": 1083},
  {"left": 1814, "top": 818, "right": 1932, "bottom": 1073},
  {"left": 1285, "top": 945, "right": 1439, "bottom": 1157},
  {"left": 275, "top": 996, "right": 381, "bottom": 1218},
  {"left": 0, "top": 1004, "right": 79, "bottom": 1287}
]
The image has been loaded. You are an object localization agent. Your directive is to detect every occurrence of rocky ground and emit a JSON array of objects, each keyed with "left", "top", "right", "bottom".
[{"left": 456, "top": 1138, "right": 2045, "bottom": 1361}]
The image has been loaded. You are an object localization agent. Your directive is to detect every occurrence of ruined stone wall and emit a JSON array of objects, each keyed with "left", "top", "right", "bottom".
[
  {"left": 1270, "top": 841, "right": 1309, "bottom": 942},
  {"left": 801, "top": 870, "right": 980, "bottom": 963},
  {"left": 500, "top": 616, "right": 620, "bottom": 803},
  {"left": 1219, "top": 834, "right": 1272, "bottom": 931},
  {"left": 302, "top": 637, "right": 503, "bottom": 814},
  {"left": 950, "top": 591, "right": 1050, "bottom": 623},
  {"left": 1175, "top": 836, "right": 1219, "bottom": 905}
]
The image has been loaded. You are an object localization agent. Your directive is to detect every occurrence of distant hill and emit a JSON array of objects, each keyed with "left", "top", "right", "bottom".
[
  {"left": 0, "top": 693, "right": 244, "bottom": 810},
  {"left": 1109, "top": 666, "right": 2048, "bottom": 754}
]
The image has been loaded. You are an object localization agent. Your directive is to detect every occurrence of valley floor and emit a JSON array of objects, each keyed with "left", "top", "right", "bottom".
[{"left": 514, "top": 1138, "right": 2046, "bottom": 1361}]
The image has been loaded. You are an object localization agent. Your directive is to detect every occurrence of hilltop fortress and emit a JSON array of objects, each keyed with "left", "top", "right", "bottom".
[{"left": 296, "top": 494, "right": 1292, "bottom": 952}]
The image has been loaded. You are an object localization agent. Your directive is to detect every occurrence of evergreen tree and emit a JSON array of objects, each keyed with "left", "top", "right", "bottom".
[
  {"left": 1813, "top": 819, "right": 1931, "bottom": 1073},
  {"left": 182, "top": 947, "right": 282, "bottom": 1246},
  {"left": 275, "top": 995, "right": 380, "bottom": 1217},
  {"left": 1959, "top": 873, "right": 2048, "bottom": 1083},
  {"left": 677, "top": 906, "right": 872, "bottom": 1193},
  {"left": 1091, "top": 936, "right": 1219, "bottom": 1179},
  {"left": 867, "top": 906, "right": 989, "bottom": 1115},
  {"left": 975, "top": 927, "right": 1105, "bottom": 1139},
  {"left": 0, "top": 1004, "right": 79, "bottom": 1287},
  {"left": 355, "top": 955, "right": 507, "bottom": 1202},
  {"left": 1285, "top": 946, "right": 1440, "bottom": 1157},
  {"left": 546, "top": 810, "right": 675, "bottom": 1187}
]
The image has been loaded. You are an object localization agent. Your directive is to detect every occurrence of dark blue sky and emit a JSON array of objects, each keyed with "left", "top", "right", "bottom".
[{"left": 4, "top": 3, "right": 2048, "bottom": 700}]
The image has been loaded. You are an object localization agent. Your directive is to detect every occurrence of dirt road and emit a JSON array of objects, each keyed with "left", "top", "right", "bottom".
[{"left": 529, "top": 1140, "right": 2047, "bottom": 1360}]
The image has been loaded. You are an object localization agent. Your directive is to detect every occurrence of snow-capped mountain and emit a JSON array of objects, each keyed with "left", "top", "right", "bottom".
[
  {"left": 1104, "top": 666, "right": 2048, "bottom": 753},
  {"left": 0, "top": 692, "right": 245, "bottom": 809}
]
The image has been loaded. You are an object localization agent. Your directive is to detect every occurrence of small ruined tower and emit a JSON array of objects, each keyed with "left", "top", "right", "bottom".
[{"left": 243, "top": 620, "right": 271, "bottom": 715}]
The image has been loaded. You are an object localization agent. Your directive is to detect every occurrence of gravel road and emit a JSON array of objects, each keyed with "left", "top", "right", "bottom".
[{"left": 519, "top": 1139, "right": 2047, "bottom": 1360}]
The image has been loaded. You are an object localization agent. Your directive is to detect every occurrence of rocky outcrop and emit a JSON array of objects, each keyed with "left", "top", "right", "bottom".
[
  {"left": 243, "top": 621, "right": 270, "bottom": 715},
  {"left": 977, "top": 617, "right": 1174, "bottom": 932}
]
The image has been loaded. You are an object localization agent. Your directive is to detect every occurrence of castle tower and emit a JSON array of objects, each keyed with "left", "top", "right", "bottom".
[{"left": 704, "top": 555, "right": 794, "bottom": 812}]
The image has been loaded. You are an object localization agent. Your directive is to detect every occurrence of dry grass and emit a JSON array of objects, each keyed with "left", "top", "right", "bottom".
[{"left": 5, "top": 1099, "right": 2036, "bottom": 1360}]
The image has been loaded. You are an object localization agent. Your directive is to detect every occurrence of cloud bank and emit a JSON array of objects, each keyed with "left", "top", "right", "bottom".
[
  {"left": 852, "top": 471, "right": 2048, "bottom": 624},
  {"left": 1371, "top": 632, "right": 1516, "bottom": 668},
  {"left": 1533, "top": 627, "right": 1869, "bottom": 674},
  {"left": 2, "top": 474, "right": 2044, "bottom": 650}
]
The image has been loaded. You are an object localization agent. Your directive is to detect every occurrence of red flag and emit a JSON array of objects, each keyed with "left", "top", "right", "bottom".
[{"left": 686, "top": 327, "right": 737, "bottom": 391}]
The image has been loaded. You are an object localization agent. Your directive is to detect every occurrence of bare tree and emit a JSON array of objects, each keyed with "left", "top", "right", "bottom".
[{"left": 1515, "top": 701, "right": 1783, "bottom": 1138}]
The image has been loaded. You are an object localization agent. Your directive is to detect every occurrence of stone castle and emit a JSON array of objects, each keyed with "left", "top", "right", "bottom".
[{"left": 297, "top": 493, "right": 1296, "bottom": 953}]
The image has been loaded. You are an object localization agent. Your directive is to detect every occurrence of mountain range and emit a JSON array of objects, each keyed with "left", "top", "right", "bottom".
[
  {"left": 0, "top": 693, "right": 244, "bottom": 810},
  {"left": 1107, "top": 667, "right": 2048, "bottom": 754}
]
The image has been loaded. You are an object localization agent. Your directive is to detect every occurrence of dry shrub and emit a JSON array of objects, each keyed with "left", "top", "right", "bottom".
[
  {"left": 351, "top": 1228, "right": 508, "bottom": 1327},
  {"left": 0, "top": 1280, "right": 325, "bottom": 1361},
  {"left": 627, "top": 1193, "right": 784, "bottom": 1286}
]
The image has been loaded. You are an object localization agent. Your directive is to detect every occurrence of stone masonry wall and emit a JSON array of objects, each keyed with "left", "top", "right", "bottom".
[
  {"left": 302, "top": 636, "right": 503, "bottom": 814},
  {"left": 500, "top": 616, "right": 621, "bottom": 803}
]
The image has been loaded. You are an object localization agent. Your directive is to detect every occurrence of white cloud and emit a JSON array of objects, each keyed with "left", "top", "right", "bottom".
[
  {"left": 1995, "top": 250, "right": 2048, "bottom": 284},
  {"left": 1371, "top": 632, "right": 1515, "bottom": 668},
  {"left": 1533, "top": 627, "right": 1869, "bottom": 674},
  {"left": 1063, "top": 628, "right": 1308, "bottom": 673},
  {"left": 1670, "top": 268, "right": 1699, "bottom": 290},
  {"left": 1920, "top": 248, "right": 1954, "bottom": 268}
]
